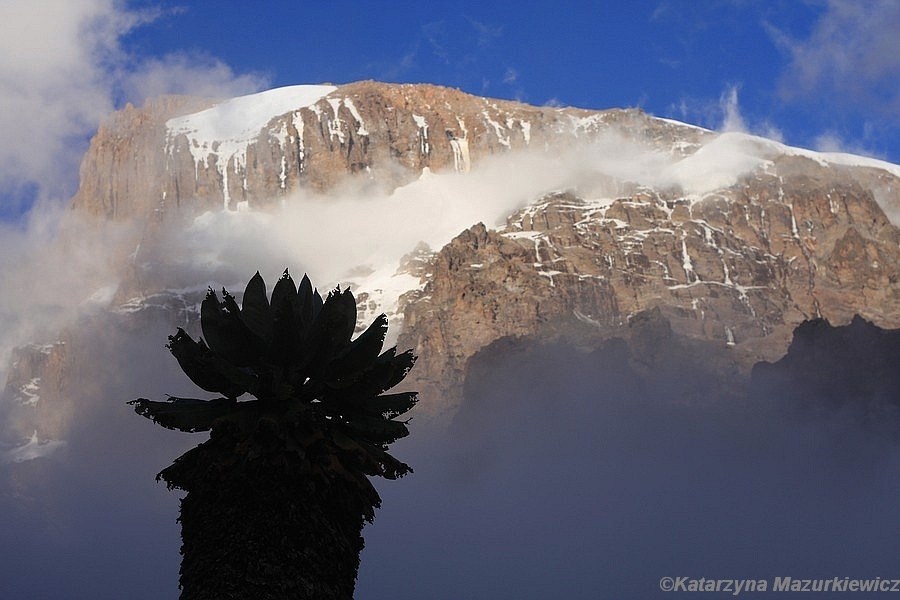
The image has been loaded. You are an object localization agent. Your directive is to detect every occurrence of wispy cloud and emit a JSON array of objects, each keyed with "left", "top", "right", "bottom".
[
  {"left": 0, "top": 0, "right": 265, "bottom": 213},
  {"left": 0, "top": 0, "right": 127, "bottom": 206},
  {"left": 768, "top": 0, "right": 900, "bottom": 117},
  {"left": 121, "top": 53, "right": 266, "bottom": 102},
  {"left": 466, "top": 17, "right": 503, "bottom": 47},
  {"left": 667, "top": 85, "right": 782, "bottom": 142},
  {"left": 421, "top": 21, "right": 451, "bottom": 64},
  {"left": 719, "top": 85, "right": 747, "bottom": 133}
]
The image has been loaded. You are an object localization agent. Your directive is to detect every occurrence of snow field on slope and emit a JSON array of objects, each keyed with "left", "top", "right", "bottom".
[{"left": 166, "top": 85, "right": 336, "bottom": 150}]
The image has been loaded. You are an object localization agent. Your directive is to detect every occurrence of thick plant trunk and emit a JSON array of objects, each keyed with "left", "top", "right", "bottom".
[{"left": 176, "top": 468, "right": 367, "bottom": 599}]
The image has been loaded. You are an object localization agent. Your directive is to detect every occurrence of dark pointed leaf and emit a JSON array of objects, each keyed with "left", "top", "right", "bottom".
[
  {"left": 240, "top": 271, "right": 272, "bottom": 343},
  {"left": 302, "top": 287, "right": 357, "bottom": 376},
  {"left": 269, "top": 291, "right": 300, "bottom": 366},
  {"left": 202, "top": 354, "right": 260, "bottom": 396},
  {"left": 200, "top": 288, "right": 260, "bottom": 366},
  {"left": 326, "top": 347, "right": 417, "bottom": 398},
  {"left": 224, "top": 288, "right": 267, "bottom": 359},
  {"left": 200, "top": 288, "right": 226, "bottom": 352},
  {"left": 326, "top": 313, "right": 388, "bottom": 381},
  {"left": 297, "top": 273, "right": 315, "bottom": 336},
  {"left": 167, "top": 328, "right": 247, "bottom": 398},
  {"left": 337, "top": 288, "right": 358, "bottom": 342},
  {"left": 312, "top": 288, "right": 323, "bottom": 320},
  {"left": 270, "top": 269, "right": 298, "bottom": 316},
  {"left": 380, "top": 348, "right": 417, "bottom": 391}
]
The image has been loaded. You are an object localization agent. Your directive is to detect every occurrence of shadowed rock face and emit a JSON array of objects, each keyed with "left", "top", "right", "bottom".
[
  {"left": 455, "top": 312, "right": 900, "bottom": 441},
  {"left": 749, "top": 315, "right": 900, "bottom": 432},
  {"left": 70, "top": 95, "right": 216, "bottom": 221}
]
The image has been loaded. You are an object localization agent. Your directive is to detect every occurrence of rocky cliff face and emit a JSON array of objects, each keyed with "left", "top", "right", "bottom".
[
  {"left": 71, "top": 95, "right": 215, "bottom": 221},
  {"left": 1, "top": 342, "right": 70, "bottom": 443},
  {"left": 5, "top": 80, "right": 900, "bottom": 443},
  {"left": 71, "top": 81, "right": 710, "bottom": 221},
  {"left": 398, "top": 158, "right": 900, "bottom": 412}
]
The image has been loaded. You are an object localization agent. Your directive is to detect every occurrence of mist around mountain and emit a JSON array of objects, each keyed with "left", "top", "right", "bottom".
[
  {"left": 1, "top": 267, "right": 897, "bottom": 600},
  {"left": 0, "top": 82, "right": 898, "bottom": 598},
  {"left": 2, "top": 310, "right": 897, "bottom": 599},
  {"left": 359, "top": 316, "right": 900, "bottom": 599}
]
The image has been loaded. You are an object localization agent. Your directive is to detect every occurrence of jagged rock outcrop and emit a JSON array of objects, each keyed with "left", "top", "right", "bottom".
[
  {"left": 71, "top": 95, "right": 215, "bottom": 221},
  {"left": 399, "top": 159, "right": 900, "bottom": 413},
  {"left": 0, "top": 342, "right": 70, "bottom": 442},
  {"left": 749, "top": 315, "right": 900, "bottom": 432}
]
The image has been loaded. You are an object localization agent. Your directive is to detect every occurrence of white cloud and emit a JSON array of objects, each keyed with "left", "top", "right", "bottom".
[
  {"left": 719, "top": 85, "right": 747, "bottom": 133},
  {"left": 121, "top": 53, "right": 267, "bottom": 103},
  {"left": 669, "top": 86, "right": 782, "bottom": 145},
  {"left": 813, "top": 131, "right": 846, "bottom": 154},
  {"left": 0, "top": 0, "right": 266, "bottom": 211},
  {"left": 0, "top": 203, "right": 139, "bottom": 389},
  {"left": 0, "top": 0, "right": 267, "bottom": 394},
  {"left": 771, "top": 0, "right": 900, "bottom": 116},
  {"left": 158, "top": 126, "right": 767, "bottom": 295},
  {"left": 0, "top": 0, "right": 124, "bottom": 203},
  {"left": 0, "top": 131, "right": 685, "bottom": 439},
  {"left": 810, "top": 130, "right": 877, "bottom": 158},
  {"left": 163, "top": 147, "right": 617, "bottom": 289}
]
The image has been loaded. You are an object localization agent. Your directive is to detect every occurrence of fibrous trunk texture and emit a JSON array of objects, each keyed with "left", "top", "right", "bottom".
[{"left": 177, "top": 468, "right": 366, "bottom": 600}]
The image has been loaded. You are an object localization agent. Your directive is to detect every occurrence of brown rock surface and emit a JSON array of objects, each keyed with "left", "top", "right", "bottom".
[
  {"left": 1, "top": 341, "right": 70, "bottom": 441},
  {"left": 399, "top": 164, "right": 900, "bottom": 414},
  {"left": 70, "top": 81, "right": 710, "bottom": 221}
]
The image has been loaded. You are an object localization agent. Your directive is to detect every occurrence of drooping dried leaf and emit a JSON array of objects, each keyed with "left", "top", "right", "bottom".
[
  {"left": 129, "top": 396, "right": 239, "bottom": 432},
  {"left": 362, "top": 391, "right": 418, "bottom": 420},
  {"left": 341, "top": 412, "right": 410, "bottom": 445}
]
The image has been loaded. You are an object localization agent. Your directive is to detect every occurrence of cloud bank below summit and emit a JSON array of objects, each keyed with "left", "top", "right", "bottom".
[{"left": 357, "top": 336, "right": 900, "bottom": 599}]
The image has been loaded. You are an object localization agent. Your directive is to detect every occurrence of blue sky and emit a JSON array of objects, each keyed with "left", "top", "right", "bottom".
[
  {"left": 120, "top": 0, "right": 900, "bottom": 154},
  {"left": 0, "top": 0, "right": 898, "bottom": 216}
]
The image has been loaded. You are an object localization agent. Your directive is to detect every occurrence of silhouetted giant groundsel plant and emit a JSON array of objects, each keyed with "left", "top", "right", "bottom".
[{"left": 130, "top": 269, "right": 417, "bottom": 599}]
